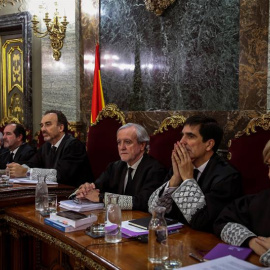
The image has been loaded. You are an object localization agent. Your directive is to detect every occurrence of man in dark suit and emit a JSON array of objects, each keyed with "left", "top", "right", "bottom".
[
  {"left": 75, "top": 123, "right": 167, "bottom": 212},
  {"left": 0, "top": 123, "right": 35, "bottom": 169},
  {"left": 148, "top": 115, "right": 242, "bottom": 232},
  {"left": 8, "top": 110, "right": 93, "bottom": 187}
]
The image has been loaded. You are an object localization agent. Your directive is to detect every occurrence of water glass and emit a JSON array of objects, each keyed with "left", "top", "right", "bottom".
[
  {"left": 161, "top": 239, "right": 183, "bottom": 269},
  {"left": 43, "top": 194, "right": 57, "bottom": 213},
  {"left": 0, "top": 168, "right": 10, "bottom": 186}
]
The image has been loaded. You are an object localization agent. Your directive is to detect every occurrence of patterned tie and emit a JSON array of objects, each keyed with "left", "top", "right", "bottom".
[
  {"left": 193, "top": 168, "right": 199, "bottom": 181},
  {"left": 124, "top": 167, "right": 134, "bottom": 195}
]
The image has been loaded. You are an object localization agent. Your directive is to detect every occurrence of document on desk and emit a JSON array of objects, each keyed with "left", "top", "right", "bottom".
[
  {"left": 9, "top": 178, "right": 57, "bottom": 185},
  {"left": 181, "top": 255, "right": 264, "bottom": 270}
]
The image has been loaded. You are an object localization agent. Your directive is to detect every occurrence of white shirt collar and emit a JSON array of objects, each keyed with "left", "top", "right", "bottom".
[
  {"left": 52, "top": 134, "right": 65, "bottom": 149},
  {"left": 127, "top": 155, "right": 144, "bottom": 170}
]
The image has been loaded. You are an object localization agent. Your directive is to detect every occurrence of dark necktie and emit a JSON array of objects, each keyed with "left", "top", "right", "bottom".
[
  {"left": 49, "top": 146, "right": 57, "bottom": 167},
  {"left": 9, "top": 152, "right": 14, "bottom": 163},
  {"left": 124, "top": 167, "right": 134, "bottom": 195},
  {"left": 193, "top": 168, "right": 199, "bottom": 181}
]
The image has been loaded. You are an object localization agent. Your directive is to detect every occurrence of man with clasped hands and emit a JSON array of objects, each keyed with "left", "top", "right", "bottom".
[
  {"left": 75, "top": 123, "right": 167, "bottom": 212},
  {"left": 7, "top": 110, "right": 92, "bottom": 186},
  {"left": 148, "top": 115, "right": 242, "bottom": 232}
]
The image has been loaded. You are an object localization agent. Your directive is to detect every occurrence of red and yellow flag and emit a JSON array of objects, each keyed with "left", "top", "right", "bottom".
[{"left": 91, "top": 43, "right": 105, "bottom": 124}]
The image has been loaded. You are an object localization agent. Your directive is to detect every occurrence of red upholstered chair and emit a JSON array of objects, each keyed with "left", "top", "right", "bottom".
[
  {"left": 228, "top": 113, "right": 270, "bottom": 195},
  {"left": 149, "top": 115, "right": 186, "bottom": 169},
  {"left": 87, "top": 103, "right": 126, "bottom": 179}
]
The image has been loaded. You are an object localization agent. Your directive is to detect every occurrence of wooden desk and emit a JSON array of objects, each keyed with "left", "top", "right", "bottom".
[
  {"left": 0, "top": 183, "right": 74, "bottom": 208},
  {"left": 1, "top": 204, "right": 262, "bottom": 270}
]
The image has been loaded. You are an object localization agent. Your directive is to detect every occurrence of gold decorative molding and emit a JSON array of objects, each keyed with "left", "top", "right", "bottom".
[
  {"left": 0, "top": 115, "right": 20, "bottom": 127},
  {"left": 0, "top": 0, "right": 23, "bottom": 10},
  {"left": 153, "top": 114, "right": 186, "bottom": 135},
  {"left": 144, "top": 0, "right": 176, "bottom": 16},
  {"left": 3, "top": 215, "right": 106, "bottom": 270},
  {"left": 94, "top": 103, "right": 126, "bottom": 126},
  {"left": 227, "top": 113, "right": 270, "bottom": 160},
  {"left": 234, "top": 113, "right": 270, "bottom": 138}
]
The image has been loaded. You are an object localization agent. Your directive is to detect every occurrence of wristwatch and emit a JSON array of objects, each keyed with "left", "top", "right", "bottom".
[{"left": 99, "top": 193, "right": 104, "bottom": 203}]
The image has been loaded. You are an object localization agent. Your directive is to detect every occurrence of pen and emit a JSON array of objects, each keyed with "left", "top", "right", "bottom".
[{"left": 189, "top": 252, "right": 205, "bottom": 262}]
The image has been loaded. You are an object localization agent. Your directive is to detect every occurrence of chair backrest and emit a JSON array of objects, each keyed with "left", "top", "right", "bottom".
[
  {"left": 228, "top": 113, "right": 270, "bottom": 195},
  {"left": 86, "top": 103, "right": 126, "bottom": 179},
  {"left": 149, "top": 115, "right": 186, "bottom": 169}
]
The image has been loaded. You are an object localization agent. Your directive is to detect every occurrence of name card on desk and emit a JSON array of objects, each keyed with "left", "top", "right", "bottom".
[{"left": 203, "top": 243, "right": 252, "bottom": 261}]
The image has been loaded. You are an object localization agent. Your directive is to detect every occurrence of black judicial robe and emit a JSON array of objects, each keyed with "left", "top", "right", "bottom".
[
  {"left": 149, "top": 153, "right": 242, "bottom": 232},
  {"left": 214, "top": 189, "right": 270, "bottom": 238},
  {"left": 95, "top": 154, "right": 167, "bottom": 212},
  {"left": 26, "top": 134, "right": 93, "bottom": 187},
  {"left": 0, "top": 143, "right": 36, "bottom": 169}
]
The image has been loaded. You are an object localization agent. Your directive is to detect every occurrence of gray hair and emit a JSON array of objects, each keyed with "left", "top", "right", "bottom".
[{"left": 117, "top": 123, "right": 150, "bottom": 152}]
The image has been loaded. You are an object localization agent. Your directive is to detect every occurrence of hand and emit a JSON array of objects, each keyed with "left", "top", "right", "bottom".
[
  {"left": 173, "top": 142, "right": 194, "bottom": 181},
  {"left": 255, "top": 237, "right": 270, "bottom": 252},
  {"left": 83, "top": 189, "right": 100, "bottom": 202},
  {"left": 169, "top": 149, "right": 182, "bottom": 187},
  {"left": 249, "top": 237, "right": 268, "bottom": 256},
  {"left": 7, "top": 163, "right": 27, "bottom": 178},
  {"left": 76, "top": 182, "right": 96, "bottom": 197}
]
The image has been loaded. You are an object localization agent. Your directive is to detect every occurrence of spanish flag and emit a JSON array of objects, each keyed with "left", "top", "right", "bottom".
[{"left": 91, "top": 43, "right": 105, "bottom": 124}]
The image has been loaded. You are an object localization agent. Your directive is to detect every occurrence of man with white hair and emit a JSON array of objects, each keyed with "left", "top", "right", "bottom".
[{"left": 75, "top": 123, "right": 167, "bottom": 212}]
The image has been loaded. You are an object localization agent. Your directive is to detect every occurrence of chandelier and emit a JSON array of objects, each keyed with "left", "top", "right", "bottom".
[{"left": 31, "top": 7, "right": 69, "bottom": 61}]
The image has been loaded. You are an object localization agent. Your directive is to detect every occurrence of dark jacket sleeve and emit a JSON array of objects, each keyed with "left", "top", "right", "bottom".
[
  {"left": 54, "top": 139, "right": 93, "bottom": 187},
  {"left": 132, "top": 158, "right": 168, "bottom": 212}
]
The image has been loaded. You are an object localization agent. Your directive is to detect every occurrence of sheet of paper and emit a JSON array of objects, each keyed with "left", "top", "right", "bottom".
[
  {"left": 180, "top": 255, "right": 264, "bottom": 270},
  {"left": 9, "top": 178, "right": 58, "bottom": 185}
]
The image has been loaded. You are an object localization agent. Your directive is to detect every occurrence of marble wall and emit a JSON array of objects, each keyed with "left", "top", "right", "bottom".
[
  {"left": 100, "top": 0, "right": 239, "bottom": 111},
  {"left": 81, "top": 0, "right": 269, "bottom": 149}
]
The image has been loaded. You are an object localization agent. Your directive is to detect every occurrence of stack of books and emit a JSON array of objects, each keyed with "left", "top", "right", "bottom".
[
  {"left": 59, "top": 199, "right": 104, "bottom": 212},
  {"left": 44, "top": 210, "right": 97, "bottom": 232}
]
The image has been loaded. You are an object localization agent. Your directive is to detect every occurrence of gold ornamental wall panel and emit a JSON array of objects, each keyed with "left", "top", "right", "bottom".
[{"left": 1, "top": 38, "right": 24, "bottom": 123}]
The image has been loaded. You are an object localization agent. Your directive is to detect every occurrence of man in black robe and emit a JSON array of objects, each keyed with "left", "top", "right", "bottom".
[
  {"left": 148, "top": 115, "right": 242, "bottom": 232},
  {"left": 75, "top": 123, "right": 167, "bottom": 212},
  {"left": 7, "top": 110, "right": 93, "bottom": 187},
  {"left": 214, "top": 140, "right": 270, "bottom": 267},
  {"left": 0, "top": 123, "right": 35, "bottom": 169}
]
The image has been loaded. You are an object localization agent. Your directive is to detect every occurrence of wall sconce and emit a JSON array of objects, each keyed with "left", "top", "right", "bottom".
[
  {"left": 144, "top": 0, "right": 176, "bottom": 16},
  {"left": 31, "top": 8, "right": 69, "bottom": 61}
]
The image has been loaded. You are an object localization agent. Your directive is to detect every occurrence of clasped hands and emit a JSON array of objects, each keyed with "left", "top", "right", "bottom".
[
  {"left": 249, "top": 237, "right": 270, "bottom": 256},
  {"left": 76, "top": 182, "right": 100, "bottom": 202},
  {"left": 169, "top": 141, "right": 194, "bottom": 188},
  {"left": 6, "top": 163, "right": 27, "bottom": 178}
]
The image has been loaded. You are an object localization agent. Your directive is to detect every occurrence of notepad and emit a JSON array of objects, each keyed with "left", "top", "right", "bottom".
[
  {"left": 128, "top": 216, "right": 179, "bottom": 230},
  {"left": 203, "top": 243, "right": 252, "bottom": 261}
]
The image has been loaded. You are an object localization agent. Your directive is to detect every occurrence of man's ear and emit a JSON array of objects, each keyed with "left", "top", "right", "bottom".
[
  {"left": 206, "top": 139, "right": 215, "bottom": 151},
  {"left": 59, "top": 124, "right": 64, "bottom": 132}
]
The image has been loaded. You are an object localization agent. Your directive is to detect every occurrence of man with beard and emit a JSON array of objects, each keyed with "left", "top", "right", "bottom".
[
  {"left": 0, "top": 123, "right": 35, "bottom": 169},
  {"left": 148, "top": 115, "right": 242, "bottom": 232},
  {"left": 7, "top": 110, "right": 93, "bottom": 187}
]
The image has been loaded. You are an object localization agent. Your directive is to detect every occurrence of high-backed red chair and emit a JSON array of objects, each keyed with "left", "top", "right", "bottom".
[
  {"left": 149, "top": 115, "right": 186, "bottom": 169},
  {"left": 87, "top": 103, "right": 126, "bottom": 179},
  {"left": 228, "top": 113, "right": 270, "bottom": 195}
]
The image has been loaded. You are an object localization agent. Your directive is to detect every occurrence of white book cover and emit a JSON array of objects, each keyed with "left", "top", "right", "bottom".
[{"left": 50, "top": 211, "right": 97, "bottom": 228}]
